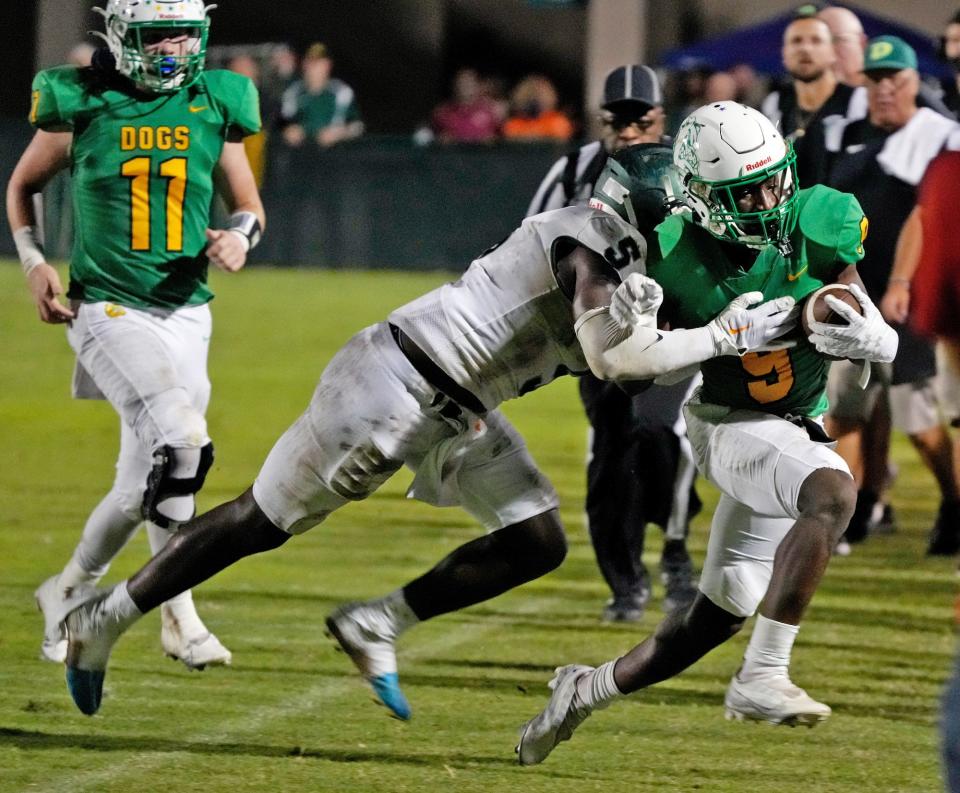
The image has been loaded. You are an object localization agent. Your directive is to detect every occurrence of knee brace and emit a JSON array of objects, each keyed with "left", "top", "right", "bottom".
[{"left": 142, "top": 442, "right": 214, "bottom": 528}]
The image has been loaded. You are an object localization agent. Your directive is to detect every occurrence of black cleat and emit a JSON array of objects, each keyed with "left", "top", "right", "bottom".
[
  {"left": 927, "top": 500, "right": 960, "bottom": 556},
  {"left": 843, "top": 489, "right": 877, "bottom": 545}
]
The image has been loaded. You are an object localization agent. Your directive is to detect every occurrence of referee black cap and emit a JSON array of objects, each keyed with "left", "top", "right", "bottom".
[{"left": 601, "top": 65, "right": 662, "bottom": 111}]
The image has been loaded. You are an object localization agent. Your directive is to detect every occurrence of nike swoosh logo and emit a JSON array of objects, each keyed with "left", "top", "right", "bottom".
[
  {"left": 787, "top": 264, "right": 809, "bottom": 281},
  {"left": 189, "top": 105, "right": 209, "bottom": 113},
  {"left": 727, "top": 324, "right": 752, "bottom": 335}
]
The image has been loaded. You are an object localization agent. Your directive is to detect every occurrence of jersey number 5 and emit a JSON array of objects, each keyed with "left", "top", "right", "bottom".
[
  {"left": 121, "top": 156, "right": 188, "bottom": 252},
  {"left": 741, "top": 349, "right": 795, "bottom": 404},
  {"left": 604, "top": 237, "right": 642, "bottom": 269}
]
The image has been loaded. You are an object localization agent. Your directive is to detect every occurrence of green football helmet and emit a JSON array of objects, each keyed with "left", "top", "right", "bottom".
[
  {"left": 589, "top": 143, "right": 684, "bottom": 235},
  {"left": 93, "top": 0, "right": 215, "bottom": 93}
]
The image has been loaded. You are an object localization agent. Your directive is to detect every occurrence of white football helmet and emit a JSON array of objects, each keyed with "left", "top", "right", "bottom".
[
  {"left": 673, "top": 101, "right": 799, "bottom": 254},
  {"left": 93, "top": 0, "right": 216, "bottom": 93}
]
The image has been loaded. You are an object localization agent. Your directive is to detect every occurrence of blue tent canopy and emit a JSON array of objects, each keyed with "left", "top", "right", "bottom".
[{"left": 661, "top": 4, "right": 950, "bottom": 80}]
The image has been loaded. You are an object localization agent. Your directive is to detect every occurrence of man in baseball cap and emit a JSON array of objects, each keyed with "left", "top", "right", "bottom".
[
  {"left": 861, "top": 35, "right": 919, "bottom": 132},
  {"left": 526, "top": 65, "right": 699, "bottom": 625},
  {"left": 863, "top": 34, "right": 918, "bottom": 73},
  {"left": 597, "top": 64, "right": 666, "bottom": 154}
]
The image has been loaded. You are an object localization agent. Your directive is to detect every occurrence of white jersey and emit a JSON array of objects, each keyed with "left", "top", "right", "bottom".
[{"left": 388, "top": 205, "right": 646, "bottom": 409}]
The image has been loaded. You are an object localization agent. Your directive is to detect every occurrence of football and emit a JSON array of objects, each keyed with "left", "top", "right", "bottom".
[{"left": 801, "top": 283, "right": 864, "bottom": 336}]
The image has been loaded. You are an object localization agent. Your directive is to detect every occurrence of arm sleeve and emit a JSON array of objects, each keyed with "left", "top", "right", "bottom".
[{"left": 575, "top": 306, "right": 717, "bottom": 381}]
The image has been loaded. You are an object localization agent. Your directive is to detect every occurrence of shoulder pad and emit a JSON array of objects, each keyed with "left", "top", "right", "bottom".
[
  {"left": 797, "top": 186, "right": 866, "bottom": 266},
  {"left": 200, "top": 70, "right": 262, "bottom": 136},
  {"left": 30, "top": 66, "right": 85, "bottom": 130}
]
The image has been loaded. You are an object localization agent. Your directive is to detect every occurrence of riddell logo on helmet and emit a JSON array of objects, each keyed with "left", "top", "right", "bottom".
[{"left": 745, "top": 156, "right": 773, "bottom": 172}]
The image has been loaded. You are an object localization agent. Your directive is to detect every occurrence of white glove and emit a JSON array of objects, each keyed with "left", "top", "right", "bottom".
[
  {"left": 808, "top": 283, "right": 898, "bottom": 363},
  {"left": 610, "top": 273, "right": 663, "bottom": 330},
  {"left": 707, "top": 291, "right": 799, "bottom": 356}
]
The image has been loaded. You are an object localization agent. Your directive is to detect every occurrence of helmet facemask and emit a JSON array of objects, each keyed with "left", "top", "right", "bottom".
[
  {"left": 94, "top": 2, "right": 214, "bottom": 93},
  {"left": 686, "top": 147, "right": 799, "bottom": 255}
]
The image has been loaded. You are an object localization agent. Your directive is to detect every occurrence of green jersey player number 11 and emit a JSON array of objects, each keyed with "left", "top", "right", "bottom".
[{"left": 6, "top": 0, "right": 265, "bottom": 672}]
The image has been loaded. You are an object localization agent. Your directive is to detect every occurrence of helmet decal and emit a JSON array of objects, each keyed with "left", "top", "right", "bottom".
[{"left": 675, "top": 117, "right": 705, "bottom": 179}]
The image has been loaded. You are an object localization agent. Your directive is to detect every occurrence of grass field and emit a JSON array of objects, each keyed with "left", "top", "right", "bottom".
[{"left": 1, "top": 262, "right": 957, "bottom": 793}]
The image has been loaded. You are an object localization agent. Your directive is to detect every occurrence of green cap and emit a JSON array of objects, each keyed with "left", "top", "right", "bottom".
[{"left": 863, "top": 35, "right": 917, "bottom": 72}]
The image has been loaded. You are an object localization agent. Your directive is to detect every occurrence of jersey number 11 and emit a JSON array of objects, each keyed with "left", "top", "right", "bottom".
[{"left": 121, "top": 156, "right": 188, "bottom": 252}]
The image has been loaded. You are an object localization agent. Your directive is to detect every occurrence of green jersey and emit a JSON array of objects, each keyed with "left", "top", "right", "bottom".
[
  {"left": 648, "top": 186, "right": 867, "bottom": 417},
  {"left": 30, "top": 67, "right": 261, "bottom": 309}
]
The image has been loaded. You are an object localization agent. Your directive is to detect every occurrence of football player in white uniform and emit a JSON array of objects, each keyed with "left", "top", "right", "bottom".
[{"left": 56, "top": 145, "right": 798, "bottom": 719}]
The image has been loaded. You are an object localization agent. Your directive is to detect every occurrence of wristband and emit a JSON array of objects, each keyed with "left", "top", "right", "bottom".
[
  {"left": 887, "top": 277, "right": 910, "bottom": 290},
  {"left": 226, "top": 211, "right": 262, "bottom": 252},
  {"left": 14, "top": 226, "right": 46, "bottom": 276}
]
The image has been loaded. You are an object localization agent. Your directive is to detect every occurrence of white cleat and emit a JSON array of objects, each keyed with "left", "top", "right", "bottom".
[
  {"left": 34, "top": 575, "right": 95, "bottom": 664},
  {"left": 325, "top": 602, "right": 411, "bottom": 720},
  {"left": 724, "top": 673, "right": 831, "bottom": 727},
  {"left": 160, "top": 604, "right": 232, "bottom": 671},
  {"left": 64, "top": 586, "right": 125, "bottom": 716},
  {"left": 516, "top": 664, "right": 594, "bottom": 765}
]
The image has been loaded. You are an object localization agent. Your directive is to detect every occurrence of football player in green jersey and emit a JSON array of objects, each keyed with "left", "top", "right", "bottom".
[
  {"left": 7, "top": 0, "right": 264, "bottom": 670},
  {"left": 517, "top": 102, "right": 900, "bottom": 765}
]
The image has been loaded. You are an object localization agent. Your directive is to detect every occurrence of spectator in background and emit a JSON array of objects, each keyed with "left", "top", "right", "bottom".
[
  {"left": 825, "top": 36, "right": 960, "bottom": 553},
  {"left": 431, "top": 68, "right": 501, "bottom": 144},
  {"left": 941, "top": 10, "right": 960, "bottom": 117},
  {"left": 818, "top": 4, "right": 954, "bottom": 119},
  {"left": 730, "top": 63, "right": 767, "bottom": 108},
  {"left": 762, "top": 11, "right": 854, "bottom": 188},
  {"left": 666, "top": 60, "right": 711, "bottom": 135},
  {"left": 703, "top": 71, "right": 737, "bottom": 103},
  {"left": 259, "top": 43, "right": 298, "bottom": 127},
  {"left": 280, "top": 42, "right": 363, "bottom": 148},
  {"left": 817, "top": 5, "right": 866, "bottom": 88},
  {"left": 479, "top": 74, "right": 510, "bottom": 124},
  {"left": 228, "top": 54, "right": 267, "bottom": 187},
  {"left": 526, "top": 64, "right": 699, "bottom": 623},
  {"left": 502, "top": 75, "right": 574, "bottom": 142}
]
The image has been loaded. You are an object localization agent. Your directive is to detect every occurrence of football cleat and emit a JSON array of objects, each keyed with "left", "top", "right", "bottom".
[
  {"left": 601, "top": 593, "right": 648, "bottom": 623},
  {"left": 160, "top": 604, "right": 232, "bottom": 670},
  {"left": 34, "top": 576, "right": 96, "bottom": 664},
  {"left": 64, "top": 586, "right": 125, "bottom": 716},
  {"left": 927, "top": 500, "right": 960, "bottom": 556},
  {"left": 516, "top": 664, "right": 594, "bottom": 765},
  {"left": 724, "top": 673, "right": 831, "bottom": 727},
  {"left": 325, "top": 602, "right": 411, "bottom": 720}
]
